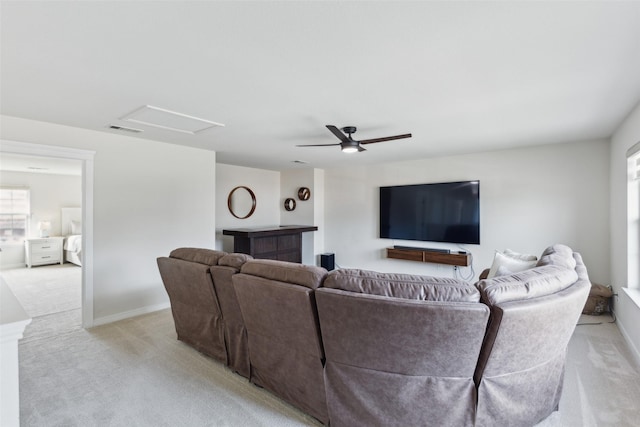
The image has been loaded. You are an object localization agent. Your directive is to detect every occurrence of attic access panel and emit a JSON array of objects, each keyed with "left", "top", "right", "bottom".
[{"left": 120, "top": 105, "right": 224, "bottom": 134}]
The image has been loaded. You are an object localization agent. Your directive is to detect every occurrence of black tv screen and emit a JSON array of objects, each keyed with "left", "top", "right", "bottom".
[{"left": 380, "top": 180, "right": 480, "bottom": 244}]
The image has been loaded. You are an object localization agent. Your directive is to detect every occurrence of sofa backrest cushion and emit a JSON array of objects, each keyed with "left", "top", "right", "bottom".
[
  {"left": 209, "top": 264, "right": 251, "bottom": 378},
  {"left": 158, "top": 256, "right": 219, "bottom": 309},
  {"left": 157, "top": 256, "right": 227, "bottom": 362},
  {"left": 323, "top": 268, "right": 480, "bottom": 302},
  {"left": 536, "top": 243, "right": 577, "bottom": 269},
  {"left": 317, "top": 288, "right": 489, "bottom": 375},
  {"left": 169, "top": 247, "right": 226, "bottom": 266},
  {"left": 218, "top": 253, "right": 253, "bottom": 269},
  {"left": 239, "top": 259, "right": 327, "bottom": 290},
  {"left": 476, "top": 265, "right": 578, "bottom": 306},
  {"left": 316, "top": 287, "right": 489, "bottom": 427},
  {"left": 232, "top": 267, "right": 329, "bottom": 422}
]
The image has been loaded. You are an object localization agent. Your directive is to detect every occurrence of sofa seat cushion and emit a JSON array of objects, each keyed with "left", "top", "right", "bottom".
[
  {"left": 536, "top": 243, "right": 577, "bottom": 270},
  {"left": 169, "top": 247, "right": 226, "bottom": 266},
  {"left": 239, "top": 259, "right": 327, "bottom": 290},
  {"left": 477, "top": 265, "right": 578, "bottom": 305},
  {"left": 323, "top": 269, "right": 480, "bottom": 302}
]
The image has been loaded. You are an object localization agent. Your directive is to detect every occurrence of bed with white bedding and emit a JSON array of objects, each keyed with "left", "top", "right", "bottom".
[{"left": 61, "top": 207, "right": 82, "bottom": 266}]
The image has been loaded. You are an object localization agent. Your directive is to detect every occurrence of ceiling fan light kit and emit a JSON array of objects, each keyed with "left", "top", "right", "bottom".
[
  {"left": 296, "top": 125, "right": 412, "bottom": 153},
  {"left": 341, "top": 140, "right": 360, "bottom": 153}
]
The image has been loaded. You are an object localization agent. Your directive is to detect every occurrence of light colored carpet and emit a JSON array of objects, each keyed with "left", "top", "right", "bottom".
[
  {"left": 552, "top": 314, "right": 640, "bottom": 426},
  {"left": 1, "top": 264, "right": 81, "bottom": 317},
  {"left": 19, "top": 310, "right": 321, "bottom": 427},
  {"left": 9, "top": 265, "right": 640, "bottom": 426},
  {"left": 2, "top": 264, "right": 82, "bottom": 344},
  {"left": 20, "top": 308, "right": 82, "bottom": 343}
]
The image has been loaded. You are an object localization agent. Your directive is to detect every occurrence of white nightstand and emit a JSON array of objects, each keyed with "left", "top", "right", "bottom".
[{"left": 24, "top": 237, "right": 64, "bottom": 268}]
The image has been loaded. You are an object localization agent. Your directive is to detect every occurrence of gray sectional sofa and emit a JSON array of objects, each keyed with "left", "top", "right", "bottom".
[{"left": 157, "top": 244, "right": 590, "bottom": 427}]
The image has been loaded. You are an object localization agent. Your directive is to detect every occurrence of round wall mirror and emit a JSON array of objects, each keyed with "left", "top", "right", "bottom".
[
  {"left": 228, "top": 186, "right": 256, "bottom": 219},
  {"left": 284, "top": 198, "right": 296, "bottom": 211},
  {"left": 298, "top": 187, "right": 311, "bottom": 201}
]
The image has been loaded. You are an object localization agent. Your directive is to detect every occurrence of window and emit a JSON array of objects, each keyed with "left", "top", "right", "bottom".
[
  {"left": 0, "top": 187, "right": 30, "bottom": 244},
  {"left": 627, "top": 143, "right": 640, "bottom": 289}
]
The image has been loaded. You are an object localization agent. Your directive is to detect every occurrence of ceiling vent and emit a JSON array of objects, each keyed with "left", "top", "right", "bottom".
[
  {"left": 120, "top": 105, "right": 224, "bottom": 134},
  {"left": 107, "top": 124, "right": 144, "bottom": 133}
]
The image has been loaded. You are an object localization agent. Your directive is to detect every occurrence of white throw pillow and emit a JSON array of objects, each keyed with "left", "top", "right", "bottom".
[
  {"left": 487, "top": 251, "right": 537, "bottom": 278},
  {"left": 503, "top": 248, "right": 537, "bottom": 261}
]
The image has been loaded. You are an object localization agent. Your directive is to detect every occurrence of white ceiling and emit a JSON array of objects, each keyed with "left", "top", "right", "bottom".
[
  {"left": 2, "top": 1, "right": 640, "bottom": 171},
  {"left": 0, "top": 153, "right": 82, "bottom": 176}
]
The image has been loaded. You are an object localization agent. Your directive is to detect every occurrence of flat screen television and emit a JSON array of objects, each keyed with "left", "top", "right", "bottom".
[{"left": 379, "top": 180, "right": 480, "bottom": 244}]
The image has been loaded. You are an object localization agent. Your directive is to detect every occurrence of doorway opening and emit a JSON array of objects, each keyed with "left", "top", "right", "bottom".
[{"left": 0, "top": 139, "right": 95, "bottom": 328}]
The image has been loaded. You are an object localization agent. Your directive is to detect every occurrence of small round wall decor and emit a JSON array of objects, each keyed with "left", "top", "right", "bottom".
[
  {"left": 284, "top": 198, "right": 296, "bottom": 211},
  {"left": 298, "top": 187, "right": 311, "bottom": 201}
]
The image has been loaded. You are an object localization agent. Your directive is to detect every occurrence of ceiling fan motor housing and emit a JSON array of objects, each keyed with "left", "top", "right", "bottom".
[{"left": 342, "top": 126, "right": 357, "bottom": 135}]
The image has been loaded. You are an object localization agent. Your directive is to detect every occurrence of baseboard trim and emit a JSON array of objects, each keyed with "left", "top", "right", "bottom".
[
  {"left": 616, "top": 318, "right": 640, "bottom": 370},
  {"left": 91, "top": 302, "right": 170, "bottom": 327},
  {"left": 617, "top": 288, "right": 640, "bottom": 370},
  {"left": 0, "top": 263, "right": 25, "bottom": 270}
]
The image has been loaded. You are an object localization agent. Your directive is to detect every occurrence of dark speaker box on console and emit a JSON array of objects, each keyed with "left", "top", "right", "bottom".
[{"left": 321, "top": 253, "right": 335, "bottom": 271}]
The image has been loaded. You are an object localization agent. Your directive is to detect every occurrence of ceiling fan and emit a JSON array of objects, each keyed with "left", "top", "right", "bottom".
[{"left": 297, "top": 125, "right": 412, "bottom": 153}]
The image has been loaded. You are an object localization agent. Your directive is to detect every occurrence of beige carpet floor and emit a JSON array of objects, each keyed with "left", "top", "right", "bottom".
[
  {"left": 2, "top": 264, "right": 82, "bottom": 343},
  {"left": 6, "top": 265, "right": 640, "bottom": 426},
  {"left": 548, "top": 314, "right": 640, "bottom": 426},
  {"left": 2, "top": 264, "right": 81, "bottom": 317},
  {"left": 19, "top": 310, "right": 321, "bottom": 426}
]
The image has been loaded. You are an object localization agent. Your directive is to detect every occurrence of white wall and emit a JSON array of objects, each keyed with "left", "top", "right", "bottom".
[
  {"left": 280, "top": 169, "right": 315, "bottom": 226},
  {"left": 280, "top": 169, "right": 321, "bottom": 265},
  {"left": 610, "top": 99, "right": 640, "bottom": 365},
  {"left": 215, "top": 163, "right": 280, "bottom": 252},
  {"left": 0, "top": 171, "right": 81, "bottom": 268},
  {"left": 1, "top": 115, "right": 216, "bottom": 324},
  {"left": 312, "top": 168, "right": 325, "bottom": 262},
  {"left": 323, "top": 139, "right": 610, "bottom": 283}
]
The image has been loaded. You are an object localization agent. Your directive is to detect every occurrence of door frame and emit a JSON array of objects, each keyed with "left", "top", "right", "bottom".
[{"left": 1, "top": 139, "right": 95, "bottom": 327}]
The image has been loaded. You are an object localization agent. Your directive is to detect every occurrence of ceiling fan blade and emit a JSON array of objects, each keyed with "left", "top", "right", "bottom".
[
  {"left": 359, "top": 133, "right": 412, "bottom": 145},
  {"left": 296, "top": 143, "right": 341, "bottom": 147},
  {"left": 326, "top": 125, "right": 350, "bottom": 143},
  {"left": 358, "top": 145, "right": 366, "bottom": 152}
]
